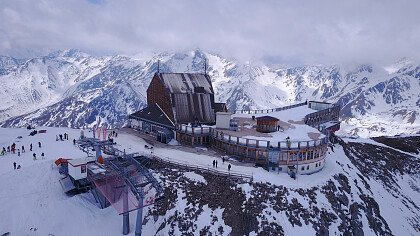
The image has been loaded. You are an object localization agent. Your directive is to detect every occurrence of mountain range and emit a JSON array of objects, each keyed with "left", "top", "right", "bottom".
[{"left": 0, "top": 49, "right": 418, "bottom": 137}]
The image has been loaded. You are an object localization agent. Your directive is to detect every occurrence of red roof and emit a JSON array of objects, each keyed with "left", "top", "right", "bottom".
[{"left": 54, "top": 158, "right": 71, "bottom": 166}]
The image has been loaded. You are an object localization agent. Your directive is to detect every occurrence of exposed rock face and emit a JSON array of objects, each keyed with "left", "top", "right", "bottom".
[
  {"left": 141, "top": 136, "right": 419, "bottom": 235},
  {"left": 0, "top": 50, "right": 419, "bottom": 136},
  {"left": 372, "top": 136, "right": 420, "bottom": 154}
]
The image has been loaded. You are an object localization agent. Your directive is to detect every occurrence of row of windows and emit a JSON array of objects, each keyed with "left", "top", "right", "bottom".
[
  {"left": 299, "top": 160, "right": 324, "bottom": 171},
  {"left": 279, "top": 146, "right": 327, "bottom": 162}
]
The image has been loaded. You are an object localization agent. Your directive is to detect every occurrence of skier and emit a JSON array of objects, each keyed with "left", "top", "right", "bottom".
[
  {"left": 215, "top": 160, "right": 218, "bottom": 168},
  {"left": 59, "top": 134, "right": 63, "bottom": 141},
  {"left": 222, "top": 156, "right": 225, "bottom": 163},
  {"left": 33, "top": 153, "right": 37, "bottom": 160},
  {"left": 30, "top": 143, "right": 32, "bottom": 151},
  {"left": 73, "top": 139, "right": 76, "bottom": 145},
  {"left": 41, "top": 152, "right": 45, "bottom": 160},
  {"left": 7, "top": 146, "right": 10, "bottom": 152},
  {"left": 18, "top": 149, "right": 20, "bottom": 157},
  {"left": 66, "top": 133, "right": 69, "bottom": 140},
  {"left": 13, "top": 162, "right": 16, "bottom": 169},
  {"left": 115, "top": 132, "right": 118, "bottom": 138},
  {"left": 212, "top": 160, "right": 215, "bottom": 168},
  {"left": 22, "top": 145, "right": 25, "bottom": 153},
  {"left": 12, "top": 143, "right": 16, "bottom": 154},
  {"left": 228, "top": 164, "right": 231, "bottom": 171}
]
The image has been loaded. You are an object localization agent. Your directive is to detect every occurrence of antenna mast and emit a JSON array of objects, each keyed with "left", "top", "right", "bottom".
[
  {"left": 204, "top": 58, "right": 207, "bottom": 75},
  {"left": 157, "top": 60, "right": 160, "bottom": 74}
]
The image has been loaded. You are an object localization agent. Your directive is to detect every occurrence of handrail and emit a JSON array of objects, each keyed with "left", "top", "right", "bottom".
[
  {"left": 150, "top": 153, "right": 253, "bottom": 181},
  {"left": 233, "top": 101, "right": 307, "bottom": 114}
]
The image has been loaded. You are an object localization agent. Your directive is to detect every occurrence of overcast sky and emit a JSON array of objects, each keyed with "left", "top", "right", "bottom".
[{"left": 1, "top": 0, "right": 419, "bottom": 66}]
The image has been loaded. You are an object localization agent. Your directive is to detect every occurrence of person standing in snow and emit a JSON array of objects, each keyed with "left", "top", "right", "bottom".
[
  {"left": 73, "top": 139, "right": 76, "bottom": 145},
  {"left": 41, "top": 152, "right": 45, "bottom": 160},
  {"left": 212, "top": 160, "right": 215, "bottom": 168},
  {"left": 33, "top": 153, "right": 36, "bottom": 160},
  {"left": 38, "top": 142, "right": 41, "bottom": 148},
  {"left": 22, "top": 145, "right": 25, "bottom": 153},
  {"left": 18, "top": 149, "right": 20, "bottom": 157},
  {"left": 30, "top": 143, "right": 32, "bottom": 151},
  {"left": 222, "top": 156, "right": 225, "bottom": 163},
  {"left": 7, "top": 146, "right": 10, "bottom": 152},
  {"left": 215, "top": 160, "right": 218, "bottom": 168},
  {"left": 13, "top": 162, "right": 16, "bottom": 169},
  {"left": 228, "top": 164, "right": 231, "bottom": 172}
]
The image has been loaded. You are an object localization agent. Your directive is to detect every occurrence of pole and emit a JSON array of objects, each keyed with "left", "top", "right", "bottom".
[
  {"left": 123, "top": 184, "right": 130, "bottom": 234},
  {"left": 135, "top": 185, "right": 144, "bottom": 236},
  {"left": 123, "top": 168, "right": 130, "bottom": 235}
]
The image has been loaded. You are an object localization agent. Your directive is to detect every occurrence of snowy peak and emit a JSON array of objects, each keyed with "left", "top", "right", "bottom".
[{"left": 0, "top": 50, "right": 419, "bottom": 136}]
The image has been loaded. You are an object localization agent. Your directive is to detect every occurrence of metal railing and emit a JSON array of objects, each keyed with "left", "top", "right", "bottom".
[
  {"left": 233, "top": 101, "right": 307, "bottom": 114},
  {"left": 150, "top": 154, "right": 253, "bottom": 182}
]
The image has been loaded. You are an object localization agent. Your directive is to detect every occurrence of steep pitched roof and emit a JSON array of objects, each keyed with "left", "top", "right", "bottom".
[
  {"left": 158, "top": 73, "right": 213, "bottom": 94},
  {"left": 129, "top": 104, "right": 175, "bottom": 128}
]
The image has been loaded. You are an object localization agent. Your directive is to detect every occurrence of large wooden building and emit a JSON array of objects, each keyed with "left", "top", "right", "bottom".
[
  {"left": 147, "top": 73, "right": 217, "bottom": 124},
  {"left": 130, "top": 72, "right": 226, "bottom": 143}
]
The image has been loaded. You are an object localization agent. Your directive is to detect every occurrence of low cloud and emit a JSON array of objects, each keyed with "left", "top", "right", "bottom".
[{"left": 1, "top": 0, "right": 419, "bottom": 66}]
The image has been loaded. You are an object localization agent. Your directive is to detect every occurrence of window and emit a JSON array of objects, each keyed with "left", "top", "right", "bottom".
[
  {"left": 315, "top": 163, "right": 318, "bottom": 167},
  {"left": 301, "top": 166, "right": 305, "bottom": 171}
]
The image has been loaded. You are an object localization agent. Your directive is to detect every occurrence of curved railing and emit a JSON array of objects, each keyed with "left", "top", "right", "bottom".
[
  {"left": 175, "top": 102, "right": 340, "bottom": 151},
  {"left": 211, "top": 129, "right": 329, "bottom": 150},
  {"left": 233, "top": 101, "right": 307, "bottom": 114}
]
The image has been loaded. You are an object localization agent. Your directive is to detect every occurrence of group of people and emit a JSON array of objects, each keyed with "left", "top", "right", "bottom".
[
  {"left": 3, "top": 140, "right": 45, "bottom": 170},
  {"left": 1, "top": 143, "right": 24, "bottom": 156},
  {"left": 212, "top": 158, "right": 232, "bottom": 171},
  {"left": 107, "top": 130, "right": 118, "bottom": 139},
  {"left": 56, "top": 133, "right": 69, "bottom": 141}
]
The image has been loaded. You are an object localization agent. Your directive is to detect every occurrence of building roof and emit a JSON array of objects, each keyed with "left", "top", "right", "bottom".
[
  {"left": 158, "top": 73, "right": 213, "bottom": 94},
  {"left": 68, "top": 158, "right": 87, "bottom": 167},
  {"left": 129, "top": 104, "right": 175, "bottom": 128},
  {"left": 214, "top": 102, "right": 228, "bottom": 113},
  {"left": 256, "top": 116, "right": 280, "bottom": 122}
]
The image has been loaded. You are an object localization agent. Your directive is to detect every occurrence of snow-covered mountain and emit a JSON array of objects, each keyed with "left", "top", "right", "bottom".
[{"left": 0, "top": 49, "right": 419, "bottom": 137}]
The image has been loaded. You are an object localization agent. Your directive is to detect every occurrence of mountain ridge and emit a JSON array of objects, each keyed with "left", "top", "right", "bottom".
[{"left": 0, "top": 49, "right": 418, "bottom": 137}]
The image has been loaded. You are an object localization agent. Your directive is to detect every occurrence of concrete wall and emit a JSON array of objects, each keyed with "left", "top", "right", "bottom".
[
  {"left": 278, "top": 158, "right": 326, "bottom": 175},
  {"left": 216, "top": 112, "right": 232, "bottom": 129}
]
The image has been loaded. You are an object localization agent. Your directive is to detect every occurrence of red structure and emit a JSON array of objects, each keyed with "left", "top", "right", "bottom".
[{"left": 256, "top": 116, "right": 279, "bottom": 133}]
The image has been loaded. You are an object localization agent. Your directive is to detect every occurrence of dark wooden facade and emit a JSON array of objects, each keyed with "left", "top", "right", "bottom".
[
  {"left": 146, "top": 73, "right": 217, "bottom": 124},
  {"left": 147, "top": 74, "right": 174, "bottom": 121}
]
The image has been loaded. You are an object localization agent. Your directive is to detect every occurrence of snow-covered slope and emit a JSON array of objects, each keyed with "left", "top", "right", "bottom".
[
  {"left": 0, "top": 127, "right": 418, "bottom": 235},
  {"left": 0, "top": 50, "right": 419, "bottom": 137}
]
